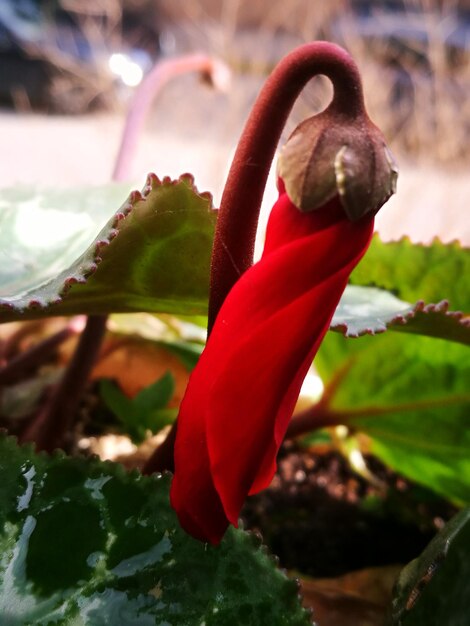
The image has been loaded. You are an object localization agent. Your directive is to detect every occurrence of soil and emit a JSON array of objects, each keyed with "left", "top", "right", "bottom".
[{"left": 241, "top": 440, "right": 456, "bottom": 578}]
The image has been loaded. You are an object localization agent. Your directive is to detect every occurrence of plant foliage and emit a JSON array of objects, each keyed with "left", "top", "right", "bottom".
[{"left": 0, "top": 434, "right": 310, "bottom": 626}]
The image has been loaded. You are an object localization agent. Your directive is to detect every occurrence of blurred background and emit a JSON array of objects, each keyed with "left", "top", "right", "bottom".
[{"left": 1, "top": 0, "right": 469, "bottom": 242}]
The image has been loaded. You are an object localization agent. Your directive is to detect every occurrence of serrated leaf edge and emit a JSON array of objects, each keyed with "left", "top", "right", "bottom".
[
  {"left": 372, "top": 232, "right": 469, "bottom": 252},
  {"left": 331, "top": 299, "right": 469, "bottom": 338},
  {"left": 0, "top": 173, "right": 215, "bottom": 315}
]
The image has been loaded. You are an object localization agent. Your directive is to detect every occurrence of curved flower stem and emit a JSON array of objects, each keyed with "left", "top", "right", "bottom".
[
  {"left": 145, "top": 42, "right": 366, "bottom": 475},
  {"left": 113, "top": 53, "right": 230, "bottom": 181},
  {"left": 208, "top": 41, "right": 365, "bottom": 332}
]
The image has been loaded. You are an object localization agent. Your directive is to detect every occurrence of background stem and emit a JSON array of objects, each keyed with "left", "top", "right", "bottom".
[
  {"left": 113, "top": 54, "right": 230, "bottom": 182},
  {"left": 0, "top": 325, "right": 76, "bottom": 386},
  {"left": 21, "top": 315, "right": 107, "bottom": 451}
]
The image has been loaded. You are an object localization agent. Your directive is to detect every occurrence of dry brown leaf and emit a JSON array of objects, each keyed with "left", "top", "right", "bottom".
[
  {"left": 299, "top": 564, "right": 402, "bottom": 626},
  {"left": 91, "top": 336, "right": 189, "bottom": 402}
]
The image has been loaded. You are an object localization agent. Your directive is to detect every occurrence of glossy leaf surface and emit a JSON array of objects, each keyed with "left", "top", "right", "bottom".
[
  {"left": 0, "top": 434, "right": 310, "bottom": 625},
  {"left": 0, "top": 183, "right": 131, "bottom": 297}
]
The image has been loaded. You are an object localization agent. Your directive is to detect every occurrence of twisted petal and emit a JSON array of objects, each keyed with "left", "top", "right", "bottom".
[{"left": 171, "top": 192, "right": 374, "bottom": 544}]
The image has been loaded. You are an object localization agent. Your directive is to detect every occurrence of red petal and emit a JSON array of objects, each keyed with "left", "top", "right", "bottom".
[
  {"left": 169, "top": 357, "right": 231, "bottom": 544},
  {"left": 171, "top": 193, "right": 373, "bottom": 544}
]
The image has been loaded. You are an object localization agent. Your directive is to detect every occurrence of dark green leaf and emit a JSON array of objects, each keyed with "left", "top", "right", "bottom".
[
  {"left": 0, "top": 434, "right": 310, "bottom": 625},
  {"left": 100, "top": 373, "right": 176, "bottom": 444},
  {"left": 134, "top": 370, "right": 175, "bottom": 412},
  {"left": 1, "top": 180, "right": 467, "bottom": 348},
  {"left": 388, "top": 508, "right": 470, "bottom": 625},
  {"left": 99, "top": 378, "right": 134, "bottom": 423}
]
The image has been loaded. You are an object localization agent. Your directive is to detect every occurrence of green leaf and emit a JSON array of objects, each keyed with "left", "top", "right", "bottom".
[
  {"left": 0, "top": 434, "right": 311, "bottom": 626},
  {"left": 341, "top": 237, "right": 470, "bottom": 343},
  {"left": 100, "top": 373, "right": 176, "bottom": 443},
  {"left": 315, "top": 332, "right": 470, "bottom": 504},
  {"left": 159, "top": 340, "right": 204, "bottom": 371},
  {"left": 0, "top": 174, "right": 216, "bottom": 322},
  {"left": 146, "top": 406, "right": 179, "bottom": 428},
  {"left": 331, "top": 286, "right": 470, "bottom": 345},
  {"left": 134, "top": 371, "right": 175, "bottom": 413},
  {"left": 1, "top": 181, "right": 466, "bottom": 347},
  {"left": 388, "top": 508, "right": 470, "bottom": 625},
  {"left": 0, "top": 183, "right": 132, "bottom": 298},
  {"left": 2, "top": 179, "right": 466, "bottom": 351},
  {"left": 99, "top": 379, "right": 134, "bottom": 422},
  {"left": 350, "top": 236, "right": 470, "bottom": 311}
]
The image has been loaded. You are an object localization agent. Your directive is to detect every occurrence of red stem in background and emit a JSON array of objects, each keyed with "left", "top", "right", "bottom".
[
  {"left": 208, "top": 41, "right": 365, "bottom": 332},
  {"left": 113, "top": 54, "right": 230, "bottom": 181},
  {"left": 145, "top": 42, "right": 366, "bottom": 474},
  {"left": 0, "top": 321, "right": 45, "bottom": 362},
  {"left": 0, "top": 325, "right": 77, "bottom": 386},
  {"left": 20, "top": 315, "right": 107, "bottom": 451}
]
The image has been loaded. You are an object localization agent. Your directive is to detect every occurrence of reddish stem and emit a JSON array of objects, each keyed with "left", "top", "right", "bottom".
[
  {"left": 145, "top": 42, "right": 365, "bottom": 474},
  {"left": 113, "top": 54, "right": 229, "bottom": 181},
  {"left": 286, "top": 404, "right": 341, "bottom": 438},
  {"left": 1, "top": 321, "right": 45, "bottom": 361},
  {"left": 286, "top": 394, "right": 470, "bottom": 440},
  {"left": 208, "top": 41, "right": 365, "bottom": 332},
  {"left": 21, "top": 315, "right": 107, "bottom": 452},
  {"left": 0, "top": 326, "right": 76, "bottom": 386}
]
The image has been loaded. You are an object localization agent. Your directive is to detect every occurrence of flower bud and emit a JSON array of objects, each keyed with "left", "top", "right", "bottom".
[{"left": 277, "top": 110, "right": 398, "bottom": 221}]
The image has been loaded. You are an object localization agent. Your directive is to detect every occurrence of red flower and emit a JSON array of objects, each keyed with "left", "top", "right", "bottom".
[
  {"left": 164, "top": 42, "right": 397, "bottom": 545},
  {"left": 170, "top": 183, "right": 374, "bottom": 544}
]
